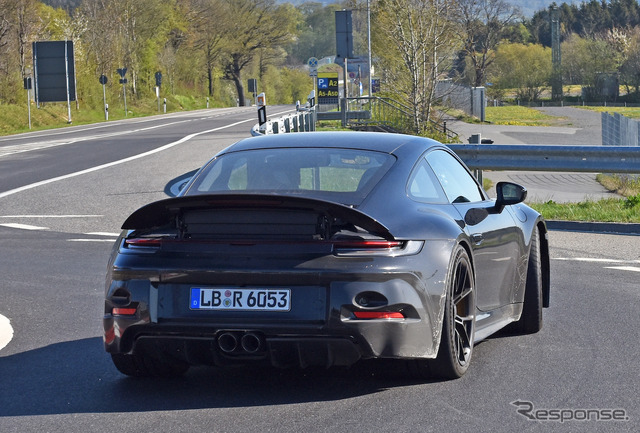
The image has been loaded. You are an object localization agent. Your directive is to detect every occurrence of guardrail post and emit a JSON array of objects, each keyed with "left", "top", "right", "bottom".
[
  {"left": 310, "top": 110, "right": 316, "bottom": 131},
  {"left": 468, "top": 133, "right": 483, "bottom": 183}
]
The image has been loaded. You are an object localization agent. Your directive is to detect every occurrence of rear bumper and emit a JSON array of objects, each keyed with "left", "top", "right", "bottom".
[
  {"left": 112, "top": 330, "right": 364, "bottom": 368},
  {"left": 104, "top": 240, "right": 455, "bottom": 368},
  {"left": 104, "top": 299, "right": 436, "bottom": 368}
]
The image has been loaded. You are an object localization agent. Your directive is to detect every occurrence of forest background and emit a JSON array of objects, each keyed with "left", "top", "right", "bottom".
[{"left": 3, "top": 0, "right": 640, "bottom": 134}]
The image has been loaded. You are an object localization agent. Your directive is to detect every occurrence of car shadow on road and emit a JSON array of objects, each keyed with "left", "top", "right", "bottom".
[{"left": 0, "top": 337, "right": 437, "bottom": 417}]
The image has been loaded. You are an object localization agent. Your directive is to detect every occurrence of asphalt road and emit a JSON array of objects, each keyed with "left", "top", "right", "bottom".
[{"left": 0, "top": 108, "right": 638, "bottom": 432}]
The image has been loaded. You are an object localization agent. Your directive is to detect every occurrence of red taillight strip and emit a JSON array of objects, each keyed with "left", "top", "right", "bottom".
[
  {"left": 112, "top": 307, "right": 137, "bottom": 316},
  {"left": 124, "top": 238, "right": 163, "bottom": 247},
  {"left": 353, "top": 311, "right": 404, "bottom": 319},
  {"left": 332, "top": 240, "right": 402, "bottom": 249}
]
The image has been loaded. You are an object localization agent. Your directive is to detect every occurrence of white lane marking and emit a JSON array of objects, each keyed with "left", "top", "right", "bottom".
[
  {"left": 0, "top": 314, "right": 13, "bottom": 351},
  {"left": 0, "top": 120, "right": 193, "bottom": 158},
  {"left": 0, "top": 107, "right": 254, "bottom": 144},
  {"left": 0, "top": 223, "right": 49, "bottom": 230},
  {"left": 0, "top": 215, "right": 103, "bottom": 218},
  {"left": 85, "top": 232, "right": 120, "bottom": 237},
  {"left": 553, "top": 257, "right": 640, "bottom": 264},
  {"left": 605, "top": 266, "right": 640, "bottom": 273},
  {"left": 0, "top": 117, "right": 256, "bottom": 200}
]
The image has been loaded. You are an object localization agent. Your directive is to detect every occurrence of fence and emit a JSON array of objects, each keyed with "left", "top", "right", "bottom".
[
  {"left": 436, "top": 80, "right": 486, "bottom": 122},
  {"left": 601, "top": 112, "right": 640, "bottom": 147}
]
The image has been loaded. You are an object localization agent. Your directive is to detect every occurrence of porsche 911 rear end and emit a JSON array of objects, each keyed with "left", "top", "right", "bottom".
[{"left": 103, "top": 195, "right": 445, "bottom": 377}]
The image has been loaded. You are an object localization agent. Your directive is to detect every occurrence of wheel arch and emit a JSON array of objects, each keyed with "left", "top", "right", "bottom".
[{"left": 537, "top": 220, "right": 551, "bottom": 308}]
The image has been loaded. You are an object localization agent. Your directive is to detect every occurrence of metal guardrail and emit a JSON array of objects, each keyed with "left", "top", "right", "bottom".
[
  {"left": 447, "top": 144, "right": 640, "bottom": 174},
  {"left": 251, "top": 109, "right": 317, "bottom": 136}
]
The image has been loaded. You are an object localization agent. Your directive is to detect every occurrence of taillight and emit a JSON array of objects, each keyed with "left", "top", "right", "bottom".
[
  {"left": 353, "top": 311, "right": 405, "bottom": 319},
  {"left": 333, "top": 240, "right": 423, "bottom": 256},
  {"left": 112, "top": 307, "right": 137, "bottom": 316},
  {"left": 124, "top": 238, "right": 163, "bottom": 248},
  {"left": 333, "top": 240, "right": 402, "bottom": 249}
]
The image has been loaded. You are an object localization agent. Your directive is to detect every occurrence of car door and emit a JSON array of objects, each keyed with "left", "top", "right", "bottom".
[{"left": 425, "top": 149, "right": 521, "bottom": 311}]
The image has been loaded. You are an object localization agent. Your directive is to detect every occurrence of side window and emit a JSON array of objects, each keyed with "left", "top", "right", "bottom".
[
  {"left": 407, "top": 159, "right": 447, "bottom": 203},
  {"left": 425, "top": 150, "right": 484, "bottom": 203}
]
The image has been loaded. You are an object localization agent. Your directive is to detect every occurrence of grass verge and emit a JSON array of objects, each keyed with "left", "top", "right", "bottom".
[
  {"left": 484, "top": 106, "right": 562, "bottom": 126},
  {"left": 0, "top": 96, "right": 220, "bottom": 136},
  {"left": 596, "top": 173, "right": 640, "bottom": 197},
  {"left": 577, "top": 105, "right": 640, "bottom": 119},
  {"left": 529, "top": 197, "right": 640, "bottom": 223}
]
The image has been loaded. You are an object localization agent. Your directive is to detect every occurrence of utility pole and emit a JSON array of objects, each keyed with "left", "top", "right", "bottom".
[{"left": 551, "top": 6, "right": 562, "bottom": 101}]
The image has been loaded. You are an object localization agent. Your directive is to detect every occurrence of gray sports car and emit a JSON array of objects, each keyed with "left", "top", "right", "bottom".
[{"left": 104, "top": 131, "right": 550, "bottom": 379}]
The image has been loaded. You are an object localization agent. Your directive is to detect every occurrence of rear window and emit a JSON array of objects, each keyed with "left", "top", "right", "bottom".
[{"left": 185, "top": 148, "right": 395, "bottom": 205}]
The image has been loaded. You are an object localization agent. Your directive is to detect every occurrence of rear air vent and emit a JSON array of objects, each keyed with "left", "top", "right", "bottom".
[{"left": 181, "top": 209, "right": 329, "bottom": 241}]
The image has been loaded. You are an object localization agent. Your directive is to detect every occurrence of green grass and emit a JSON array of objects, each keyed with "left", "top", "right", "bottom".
[
  {"left": 578, "top": 105, "right": 640, "bottom": 119},
  {"left": 484, "top": 106, "right": 562, "bottom": 126},
  {"left": 596, "top": 174, "right": 640, "bottom": 197},
  {"left": 529, "top": 197, "right": 640, "bottom": 223},
  {"left": 0, "top": 94, "right": 217, "bottom": 136}
]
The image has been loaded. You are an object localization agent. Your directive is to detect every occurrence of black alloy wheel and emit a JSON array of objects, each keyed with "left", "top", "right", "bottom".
[{"left": 431, "top": 246, "right": 476, "bottom": 379}]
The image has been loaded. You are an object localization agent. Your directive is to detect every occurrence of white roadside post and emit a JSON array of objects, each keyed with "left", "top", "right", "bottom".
[{"left": 257, "top": 92, "right": 267, "bottom": 134}]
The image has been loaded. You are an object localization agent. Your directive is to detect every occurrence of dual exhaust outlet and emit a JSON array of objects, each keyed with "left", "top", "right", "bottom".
[{"left": 218, "top": 331, "right": 263, "bottom": 355}]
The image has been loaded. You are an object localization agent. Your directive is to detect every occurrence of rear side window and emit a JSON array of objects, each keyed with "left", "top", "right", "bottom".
[
  {"left": 425, "top": 150, "right": 484, "bottom": 203},
  {"left": 186, "top": 148, "right": 395, "bottom": 205},
  {"left": 407, "top": 159, "right": 447, "bottom": 203}
]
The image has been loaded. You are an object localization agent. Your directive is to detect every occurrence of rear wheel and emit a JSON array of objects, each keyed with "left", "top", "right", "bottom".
[
  {"left": 409, "top": 246, "right": 476, "bottom": 380},
  {"left": 111, "top": 353, "right": 190, "bottom": 378},
  {"left": 508, "top": 227, "right": 543, "bottom": 334}
]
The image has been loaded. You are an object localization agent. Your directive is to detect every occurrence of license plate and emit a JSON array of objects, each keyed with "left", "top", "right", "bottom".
[{"left": 190, "top": 288, "right": 291, "bottom": 311}]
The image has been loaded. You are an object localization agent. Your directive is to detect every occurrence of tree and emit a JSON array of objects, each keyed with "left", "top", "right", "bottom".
[
  {"left": 489, "top": 42, "right": 551, "bottom": 102},
  {"left": 562, "top": 33, "right": 624, "bottom": 87},
  {"left": 286, "top": 2, "right": 339, "bottom": 64},
  {"left": 453, "top": 0, "right": 521, "bottom": 87},
  {"left": 186, "top": 0, "right": 230, "bottom": 96},
  {"left": 220, "top": 0, "right": 297, "bottom": 106},
  {"left": 619, "top": 27, "right": 640, "bottom": 97},
  {"left": 373, "top": 0, "right": 458, "bottom": 132}
]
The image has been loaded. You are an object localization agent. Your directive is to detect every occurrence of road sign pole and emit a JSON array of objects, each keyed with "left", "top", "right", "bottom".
[
  {"left": 64, "top": 40, "right": 72, "bottom": 124},
  {"left": 123, "top": 83, "right": 127, "bottom": 117},
  {"left": 342, "top": 57, "right": 348, "bottom": 127},
  {"left": 103, "top": 84, "right": 107, "bottom": 120},
  {"left": 27, "top": 87, "right": 31, "bottom": 129}
]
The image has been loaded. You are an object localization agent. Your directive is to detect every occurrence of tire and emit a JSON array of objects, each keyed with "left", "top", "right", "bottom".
[
  {"left": 111, "top": 353, "right": 190, "bottom": 378},
  {"left": 410, "top": 246, "right": 476, "bottom": 380},
  {"left": 509, "top": 227, "right": 543, "bottom": 334}
]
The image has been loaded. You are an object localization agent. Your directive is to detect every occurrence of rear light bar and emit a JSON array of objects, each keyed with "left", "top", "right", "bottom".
[
  {"left": 332, "top": 240, "right": 402, "bottom": 249},
  {"left": 112, "top": 307, "right": 137, "bottom": 316},
  {"left": 123, "top": 237, "right": 423, "bottom": 256},
  {"left": 333, "top": 240, "right": 423, "bottom": 257},
  {"left": 124, "top": 238, "right": 163, "bottom": 247},
  {"left": 353, "top": 311, "right": 405, "bottom": 319}
]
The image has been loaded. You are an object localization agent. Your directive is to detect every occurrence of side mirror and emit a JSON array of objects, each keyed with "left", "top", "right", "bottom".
[{"left": 494, "top": 182, "right": 527, "bottom": 213}]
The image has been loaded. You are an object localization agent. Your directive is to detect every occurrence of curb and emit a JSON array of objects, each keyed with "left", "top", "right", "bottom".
[{"left": 547, "top": 220, "right": 640, "bottom": 235}]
